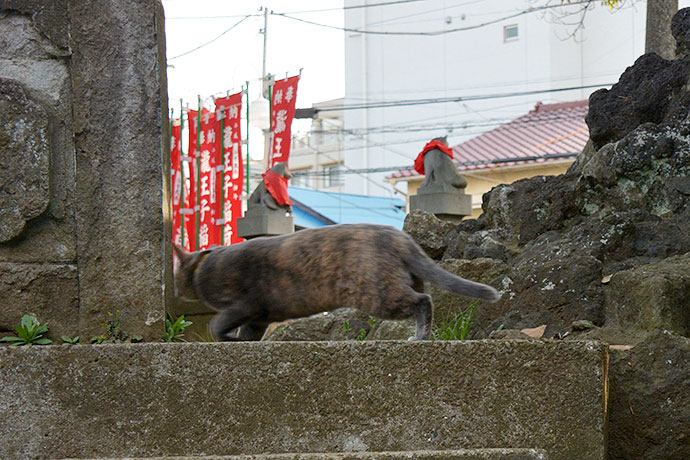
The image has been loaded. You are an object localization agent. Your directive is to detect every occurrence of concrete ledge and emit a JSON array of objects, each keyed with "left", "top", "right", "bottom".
[
  {"left": 0, "top": 341, "right": 606, "bottom": 460},
  {"left": 65, "top": 448, "right": 548, "bottom": 460}
]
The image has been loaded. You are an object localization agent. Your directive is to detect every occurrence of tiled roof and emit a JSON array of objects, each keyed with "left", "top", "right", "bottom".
[
  {"left": 289, "top": 187, "right": 406, "bottom": 229},
  {"left": 388, "top": 100, "right": 589, "bottom": 179}
]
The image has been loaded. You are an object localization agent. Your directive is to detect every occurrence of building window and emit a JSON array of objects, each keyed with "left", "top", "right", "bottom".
[
  {"left": 504, "top": 24, "right": 518, "bottom": 42},
  {"left": 323, "top": 164, "right": 344, "bottom": 188},
  {"left": 290, "top": 169, "right": 311, "bottom": 188}
]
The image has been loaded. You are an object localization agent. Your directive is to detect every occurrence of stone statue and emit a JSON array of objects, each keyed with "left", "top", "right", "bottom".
[
  {"left": 246, "top": 162, "right": 293, "bottom": 216},
  {"left": 410, "top": 136, "right": 471, "bottom": 221},
  {"left": 415, "top": 136, "right": 467, "bottom": 194}
]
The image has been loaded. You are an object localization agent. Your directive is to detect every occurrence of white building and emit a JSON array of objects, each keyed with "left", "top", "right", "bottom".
[
  {"left": 289, "top": 98, "right": 345, "bottom": 192},
  {"left": 343, "top": 0, "right": 688, "bottom": 197}
]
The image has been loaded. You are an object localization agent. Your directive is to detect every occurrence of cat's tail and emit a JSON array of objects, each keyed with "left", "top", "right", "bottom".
[{"left": 405, "top": 243, "right": 501, "bottom": 302}]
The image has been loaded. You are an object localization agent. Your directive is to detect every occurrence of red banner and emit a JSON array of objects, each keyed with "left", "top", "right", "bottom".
[
  {"left": 269, "top": 75, "right": 300, "bottom": 168},
  {"left": 183, "top": 110, "right": 198, "bottom": 251},
  {"left": 171, "top": 119, "right": 183, "bottom": 248},
  {"left": 215, "top": 93, "right": 245, "bottom": 245},
  {"left": 197, "top": 108, "right": 221, "bottom": 250}
]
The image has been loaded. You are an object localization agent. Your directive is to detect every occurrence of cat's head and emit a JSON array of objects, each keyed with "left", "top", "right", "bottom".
[{"left": 172, "top": 245, "right": 210, "bottom": 300}]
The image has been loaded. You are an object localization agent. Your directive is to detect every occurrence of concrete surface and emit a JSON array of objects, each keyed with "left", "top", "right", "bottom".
[
  {"left": 64, "top": 448, "right": 548, "bottom": 459},
  {"left": 0, "top": 341, "right": 605, "bottom": 460}
]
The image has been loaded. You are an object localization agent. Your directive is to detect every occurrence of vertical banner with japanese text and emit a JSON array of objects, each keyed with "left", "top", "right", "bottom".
[
  {"left": 269, "top": 75, "right": 300, "bottom": 168},
  {"left": 197, "top": 108, "right": 221, "bottom": 250},
  {"left": 183, "top": 110, "right": 198, "bottom": 251},
  {"left": 170, "top": 118, "right": 183, "bottom": 248},
  {"left": 215, "top": 93, "right": 245, "bottom": 245}
]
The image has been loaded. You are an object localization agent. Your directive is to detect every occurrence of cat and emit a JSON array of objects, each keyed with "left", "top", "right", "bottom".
[{"left": 173, "top": 223, "right": 500, "bottom": 341}]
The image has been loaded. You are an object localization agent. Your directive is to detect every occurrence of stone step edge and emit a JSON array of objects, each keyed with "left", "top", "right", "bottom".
[{"left": 63, "top": 448, "right": 548, "bottom": 460}]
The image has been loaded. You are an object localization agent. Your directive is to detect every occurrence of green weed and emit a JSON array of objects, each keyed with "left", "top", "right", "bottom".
[
  {"left": 164, "top": 313, "right": 193, "bottom": 342},
  {"left": 61, "top": 335, "right": 80, "bottom": 346},
  {"left": 1, "top": 314, "right": 52, "bottom": 347},
  {"left": 432, "top": 301, "right": 477, "bottom": 341}
]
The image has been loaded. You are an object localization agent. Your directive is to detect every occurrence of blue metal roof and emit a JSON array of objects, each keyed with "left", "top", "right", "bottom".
[{"left": 288, "top": 187, "right": 406, "bottom": 229}]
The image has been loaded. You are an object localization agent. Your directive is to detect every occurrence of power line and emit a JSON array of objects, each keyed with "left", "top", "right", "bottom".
[
  {"left": 168, "top": 16, "right": 251, "bottom": 60},
  {"left": 307, "top": 111, "right": 588, "bottom": 136},
  {"left": 291, "top": 152, "right": 580, "bottom": 176},
  {"left": 166, "top": 0, "right": 430, "bottom": 20},
  {"left": 313, "top": 83, "right": 611, "bottom": 112},
  {"left": 279, "top": 0, "right": 430, "bottom": 15},
  {"left": 271, "top": 0, "right": 593, "bottom": 36}
]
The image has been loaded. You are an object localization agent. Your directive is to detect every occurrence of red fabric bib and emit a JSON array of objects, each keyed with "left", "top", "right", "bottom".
[
  {"left": 413, "top": 140, "right": 454, "bottom": 175},
  {"left": 263, "top": 169, "right": 292, "bottom": 206}
]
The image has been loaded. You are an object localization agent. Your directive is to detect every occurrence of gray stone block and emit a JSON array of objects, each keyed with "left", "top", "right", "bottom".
[
  {"left": 66, "top": 448, "right": 549, "bottom": 460},
  {"left": 0, "top": 263, "right": 79, "bottom": 339},
  {"left": 0, "top": 341, "right": 606, "bottom": 460},
  {"left": 410, "top": 192, "right": 472, "bottom": 222},
  {"left": 237, "top": 213, "right": 295, "bottom": 238},
  {"left": 69, "top": 0, "right": 170, "bottom": 340},
  {"left": 0, "top": 78, "right": 51, "bottom": 242}
]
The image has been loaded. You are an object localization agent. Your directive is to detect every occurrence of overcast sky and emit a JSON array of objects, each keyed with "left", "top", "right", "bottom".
[{"left": 163, "top": 0, "right": 345, "bottom": 116}]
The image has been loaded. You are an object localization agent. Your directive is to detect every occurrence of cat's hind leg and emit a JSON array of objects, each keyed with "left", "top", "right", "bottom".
[
  {"left": 379, "top": 285, "right": 433, "bottom": 341},
  {"left": 210, "top": 306, "right": 253, "bottom": 342},
  {"left": 232, "top": 321, "right": 270, "bottom": 341},
  {"left": 412, "top": 294, "right": 433, "bottom": 341}
]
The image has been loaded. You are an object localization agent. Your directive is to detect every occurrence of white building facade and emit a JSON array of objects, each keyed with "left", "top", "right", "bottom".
[
  {"left": 343, "top": 0, "right": 688, "bottom": 196},
  {"left": 289, "top": 98, "right": 345, "bottom": 192}
]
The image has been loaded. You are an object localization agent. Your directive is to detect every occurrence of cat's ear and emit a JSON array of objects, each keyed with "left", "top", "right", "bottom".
[{"left": 173, "top": 244, "right": 191, "bottom": 266}]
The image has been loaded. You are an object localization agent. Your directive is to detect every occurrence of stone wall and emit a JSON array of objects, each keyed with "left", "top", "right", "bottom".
[{"left": 0, "top": 0, "right": 171, "bottom": 341}]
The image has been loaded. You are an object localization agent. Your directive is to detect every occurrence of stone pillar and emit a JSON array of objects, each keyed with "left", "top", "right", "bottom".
[{"left": 69, "top": 0, "right": 171, "bottom": 341}]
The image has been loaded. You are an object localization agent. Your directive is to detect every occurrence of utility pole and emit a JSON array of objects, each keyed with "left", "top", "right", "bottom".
[{"left": 260, "top": 7, "right": 272, "bottom": 172}]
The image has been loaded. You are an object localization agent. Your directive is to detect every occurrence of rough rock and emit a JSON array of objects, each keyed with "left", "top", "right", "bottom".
[
  {"left": 403, "top": 210, "right": 458, "bottom": 259},
  {"left": 608, "top": 330, "right": 690, "bottom": 460},
  {"left": 480, "top": 174, "right": 581, "bottom": 247},
  {"left": 0, "top": 78, "right": 51, "bottom": 242},
  {"left": 262, "top": 308, "right": 415, "bottom": 341},
  {"left": 488, "top": 329, "right": 539, "bottom": 341},
  {"left": 672, "top": 6, "right": 690, "bottom": 58},
  {"left": 604, "top": 252, "right": 690, "bottom": 336},
  {"left": 586, "top": 53, "right": 690, "bottom": 150}
]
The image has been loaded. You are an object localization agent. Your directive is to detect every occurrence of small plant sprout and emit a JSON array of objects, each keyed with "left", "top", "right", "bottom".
[
  {"left": 1, "top": 314, "right": 53, "bottom": 347},
  {"left": 432, "top": 301, "right": 477, "bottom": 341},
  {"left": 91, "top": 311, "right": 143, "bottom": 344},
  {"left": 368, "top": 316, "right": 377, "bottom": 327},
  {"left": 356, "top": 328, "right": 368, "bottom": 341},
  {"left": 342, "top": 320, "right": 351, "bottom": 332},
  {"left": 164, "top": 313, "right": 193, "bottom": 342},
  {"left": 61, "top": 335, "right": 80, "bottom": 346}
]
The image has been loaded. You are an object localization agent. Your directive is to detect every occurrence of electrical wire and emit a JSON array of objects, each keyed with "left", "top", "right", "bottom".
[
  {"left": 168, "top": 16, "right": 251, "bottom": 60},
  {"left": 313, "top": 83, "right": 611, "bottom": 112},
  {"left": 271, "top": 0, "right": 593, "bottom": 36}
]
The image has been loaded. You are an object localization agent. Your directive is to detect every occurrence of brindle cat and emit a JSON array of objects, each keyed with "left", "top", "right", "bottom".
[{"left": 173, "top": 223, "right": 500, "bottom": 341}]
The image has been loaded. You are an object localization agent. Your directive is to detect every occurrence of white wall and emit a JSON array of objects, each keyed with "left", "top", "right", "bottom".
[{"left": 343, "top": 0, "right": 688, "bottom": 196}]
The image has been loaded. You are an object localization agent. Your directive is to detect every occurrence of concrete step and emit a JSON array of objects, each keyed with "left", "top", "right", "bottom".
[
  {"left": 65, "top": 448, "right": 548, "bottom": 460},
  {"left": 1, "top": 341, "right": 606, "bottom": 460}
]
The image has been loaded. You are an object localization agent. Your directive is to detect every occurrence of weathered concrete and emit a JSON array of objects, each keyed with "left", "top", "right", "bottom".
[
  {"left": 0, "top": 341, "right": 606, "bottom": 460},
  {"left": 69, "top": 0, "right": 170, "bottom": 340},
  {"left": 65, "top": 448, "right": 549, "bottom": 460},
  {"left": 0, "top": 0, "right": 171, "bottom": 341}
]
